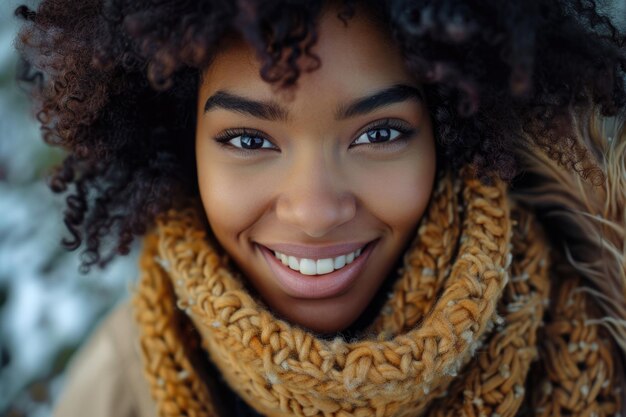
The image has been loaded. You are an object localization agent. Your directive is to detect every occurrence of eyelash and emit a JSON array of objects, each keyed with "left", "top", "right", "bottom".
[
  {"left": 215, "top": 128, "right": 277, "bottom": 154},
  {"left": 214, "top": 119, "right": 416, "bottom": 153},
  {"left": 350, "top": 119, "right": 416, "bottom": 150}
]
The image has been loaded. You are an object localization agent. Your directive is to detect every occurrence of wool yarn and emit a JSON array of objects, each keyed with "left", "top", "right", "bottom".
[{"left": 133, "top": 172, "right": 621, "bottom": 417}]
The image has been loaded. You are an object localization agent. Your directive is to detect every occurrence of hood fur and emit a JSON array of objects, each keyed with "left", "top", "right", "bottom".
[{"left": 511, "top": 108, "right": 626, "bottom": 398}]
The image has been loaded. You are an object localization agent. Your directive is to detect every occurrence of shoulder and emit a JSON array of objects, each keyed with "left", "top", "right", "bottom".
[{"left": 53, "top": 301, "right": 156, "bottom": 417}]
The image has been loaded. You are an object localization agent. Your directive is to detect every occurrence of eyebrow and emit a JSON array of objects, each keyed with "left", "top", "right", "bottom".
[
  {"left": 203, "top": 91, "right": 289, "bottom": 121},
  {"left": 203, "top": 84, "right": 423, "bottom": 121},
  {"left": 337, "top": 84, "right": 423, "bottom": 119}
]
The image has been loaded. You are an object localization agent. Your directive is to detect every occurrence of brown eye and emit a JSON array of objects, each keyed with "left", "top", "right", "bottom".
[
  {"left": 353, "top": 127, "right": 402, "bottom": 145},
  {"left": 219, "top": 132, "right": 277, "bottom": 150},
  {"left": 239, "top": 134, "right": 267, "bottom": 149},
  {"left": 367, "top": 128, "right": 391, "bottom": 143}
]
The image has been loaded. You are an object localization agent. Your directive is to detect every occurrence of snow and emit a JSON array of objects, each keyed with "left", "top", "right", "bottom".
[{"left": 0, "top": 1, "right": 137, "bottom": 414}]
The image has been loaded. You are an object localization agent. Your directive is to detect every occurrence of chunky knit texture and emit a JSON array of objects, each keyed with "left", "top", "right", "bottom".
[{"left": 133, "top": 171, "right": 621, "bottom": 417}]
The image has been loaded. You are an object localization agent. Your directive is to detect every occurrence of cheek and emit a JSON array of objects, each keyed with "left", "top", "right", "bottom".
[
  {"left": 196, "top": 149, "right": 278, "bottom": 239},
  {"left": 353, "top": 145, "right": 436, "bottom": 233}
]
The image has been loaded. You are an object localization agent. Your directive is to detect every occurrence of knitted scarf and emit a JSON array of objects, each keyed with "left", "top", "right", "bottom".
[{"left": 133, "top": 171, "right": 622, "bottom": 417}]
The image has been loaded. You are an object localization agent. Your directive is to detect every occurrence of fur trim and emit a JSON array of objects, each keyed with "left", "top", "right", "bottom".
[{"left": 512, "top": 108, "right": 626, "bottom": 403}]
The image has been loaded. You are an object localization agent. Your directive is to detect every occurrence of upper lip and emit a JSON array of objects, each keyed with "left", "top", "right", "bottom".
[{"left": 260, "top": 240, "right": 374, "bottom": 259}]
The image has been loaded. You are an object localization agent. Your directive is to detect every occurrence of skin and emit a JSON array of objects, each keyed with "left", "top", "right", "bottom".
[{"left": 195, "top": 8, "right": 437, "bottom": 333}]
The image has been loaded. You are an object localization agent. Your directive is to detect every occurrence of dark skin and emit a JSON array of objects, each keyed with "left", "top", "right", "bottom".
[
  {"left": 14, "top": 0, "right": 625, "bottom": 280},
  {"left": 195, "top": 8, "right": 436, "bottom": 333}
]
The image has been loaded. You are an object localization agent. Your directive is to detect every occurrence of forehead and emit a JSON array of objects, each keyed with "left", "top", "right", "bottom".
[{"left": 198, "top": 9, "right": 414, "bottom": 104}]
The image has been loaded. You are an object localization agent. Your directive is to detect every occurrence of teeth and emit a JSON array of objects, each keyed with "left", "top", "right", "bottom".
[
  {"left": 333, "top": 255, "right": 346, "bottom": 270},
  {"left": 272, "top": 247, "right": 365, "bottom": 275},
  {"left": 316, "top": 258, "right": 334, "bottom": 274},
  {"left": 300, "top": 259, "right": 317, "bottom": 275},
  {"left": 288, "top": 256, "right": 299, "bottom": 270},
  {"left": 346, "top": 252, "right": 354, "bottom": 264}
]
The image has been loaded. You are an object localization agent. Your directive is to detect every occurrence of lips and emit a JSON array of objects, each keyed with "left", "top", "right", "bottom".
[
  {"left": 263, "top": 241, "right": 369, "bottom": 259},
  {"left": 258, "top": 240, "right": 377, "bottom": 299}
]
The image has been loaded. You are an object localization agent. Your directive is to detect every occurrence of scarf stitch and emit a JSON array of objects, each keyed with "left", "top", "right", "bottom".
[{"left": 133, "top": 172, "right": 621, "bottom": 417}]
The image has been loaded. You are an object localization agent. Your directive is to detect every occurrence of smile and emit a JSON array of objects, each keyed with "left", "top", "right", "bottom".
[
  {"left": 258, "top": 240, "right": 377, "bottom": 299},
  {"left": 271, "top": 247, "right": 364, "bottom": 275}
]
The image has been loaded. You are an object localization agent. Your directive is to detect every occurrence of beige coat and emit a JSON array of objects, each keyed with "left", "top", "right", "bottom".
[{"left": 53, "top": 302, "right": 156, "bottom": 417}]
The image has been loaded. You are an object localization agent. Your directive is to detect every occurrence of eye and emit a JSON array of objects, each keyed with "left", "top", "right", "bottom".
[
  {"left": 352, "top": 127, "right": 402, "bottom": 145},
  {"left": 229, "top": 134, "right": 275, "bottom": 149},
  {"left": 215, "top": 128, "right": 278, "bottom": 150},
  {"left": 350, "top": 119, "right": 415, "bottom": 147}
]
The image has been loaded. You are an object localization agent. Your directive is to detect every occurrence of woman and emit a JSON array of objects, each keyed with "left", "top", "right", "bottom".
[{"left": 15, "top": 0, "right": 626, "bottom": 416}]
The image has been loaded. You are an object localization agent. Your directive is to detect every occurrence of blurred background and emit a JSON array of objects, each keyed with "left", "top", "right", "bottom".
[
  {"left": 0, "top": 1, "right": 138, "bottom": 416},
  {"left": 0, "top": 1, "right": 625, "bottom": 416}
]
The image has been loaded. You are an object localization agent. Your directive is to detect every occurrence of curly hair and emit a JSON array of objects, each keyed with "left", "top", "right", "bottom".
[{"left": 14, "top": 0, "right": 626, "bottom": 271}]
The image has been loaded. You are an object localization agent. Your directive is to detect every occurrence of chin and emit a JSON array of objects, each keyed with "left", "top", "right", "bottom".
[{"left": 269, "top": 294, "right": 368, "bottom": 335}]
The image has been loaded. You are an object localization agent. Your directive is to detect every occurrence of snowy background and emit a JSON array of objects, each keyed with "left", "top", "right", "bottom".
[
  {"left": 0, "top": 1, "right": 625, "bottom": 417},
  {"left": 0, "top": 2, "right": 138, "bottom": 416}
]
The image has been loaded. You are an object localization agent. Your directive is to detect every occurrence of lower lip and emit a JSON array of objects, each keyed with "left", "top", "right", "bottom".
[{"left": 259, "top": 241, "right": 377, "bottom": 299}]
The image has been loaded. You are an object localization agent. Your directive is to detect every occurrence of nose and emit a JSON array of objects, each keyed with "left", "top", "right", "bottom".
[{"left": 275, "top": 154, "right": 356, "bottom": 238}]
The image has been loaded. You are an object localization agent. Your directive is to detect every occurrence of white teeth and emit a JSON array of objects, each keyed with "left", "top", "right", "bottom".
[
  {"left": 271, "top": 246, "right": 365, "bottom": 275},
  {"left": 346, "top": 252, "right": 354, "bottom": 264},
  {"left": 333, "top": 255, "right": 346, "bottom": 269},
  {"left": 300, "top": 259, "right": 316, "bottom": 275},
  {"left": 316, "top": 258, "right": 334, "bottom": 274},
  {"left": 288, "top": 256, "right": 299, "bottom": 270}
]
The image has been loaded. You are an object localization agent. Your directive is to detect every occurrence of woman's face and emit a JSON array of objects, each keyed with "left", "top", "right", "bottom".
[{"left": 195, "top": 9, "right": 436, "bottom": 333}]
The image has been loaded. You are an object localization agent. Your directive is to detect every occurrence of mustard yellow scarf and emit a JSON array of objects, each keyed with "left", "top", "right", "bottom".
[{"left": 133, "top": 172, "right": 621, "bottom": 417}]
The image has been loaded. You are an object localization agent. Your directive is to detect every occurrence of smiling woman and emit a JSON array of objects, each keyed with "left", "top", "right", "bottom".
[
  {"left": 195, "top": 12, "right": 435, "bottom": 332},
  {"left": 13, "top": 0, "right": 626, "bottom": 417}
]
